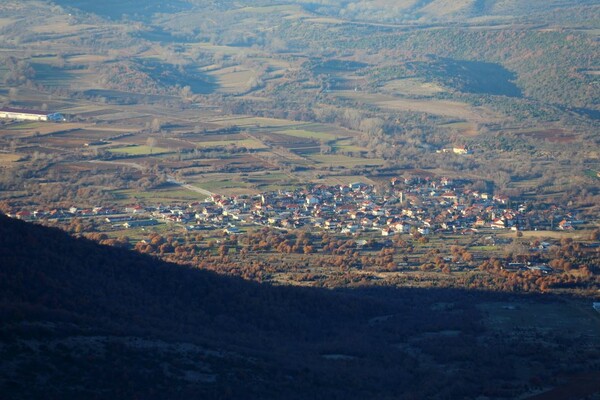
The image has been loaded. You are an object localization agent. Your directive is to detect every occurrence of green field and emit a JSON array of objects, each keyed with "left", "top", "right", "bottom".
[
  {"left": 278, "top": 128, "right": 339, "bottom": 142},
  {"left": 195, "top": 138, "right": 267, "bottom": 149}
]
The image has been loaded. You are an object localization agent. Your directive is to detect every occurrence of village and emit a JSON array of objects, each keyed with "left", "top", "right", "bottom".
[{"left": 8, "top": 175, "right": 582, "bottom": 237}]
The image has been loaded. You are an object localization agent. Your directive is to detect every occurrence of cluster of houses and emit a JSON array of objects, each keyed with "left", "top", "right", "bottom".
[
  {"left": 6, "top": 176, "right": 583, "bottom": 237},
  {"left": 213, "top": 177, "right": 581, "bottom": 236}
]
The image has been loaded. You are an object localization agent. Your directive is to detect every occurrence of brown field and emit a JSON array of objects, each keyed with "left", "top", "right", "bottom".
[
  {"left": 31, "top": 22, "right": 98, "bottom": 34},
  {"left": 254, "top": 132, "right": 317, "bottom": 148},
  {"left": 67, "top": 54, "right": 113, "bottom": 64},
  {"left": 59, "top": 128, "right": 128, "bottom": 141},
  {"left": 499, "top": 230, "right": 593, "bottom": 240},
  {"left": 121, "top": 135, "right": 197, "bottom": 150},
  {"left": 73, "top": 161, "right": 134, "bottom": 172},
  {"left": 0, "top": 153, "right": 21, "bottom": 164},
  {"left": 314, "top": 175, "right": 377, "bottom": 186},
  {"left": 190, "top": 133, "right": 247, "bottom": 142},
  {"left": 35, "top": 136, "right": 90, "bottom": 149},
  {"left": 0, "top": 122, "right": 90, "bottom": 138},
  {"left": 440, "top": 121, "right": 479, "bottom": 136},
  {"left": 517, "top": 128, "right": 578, "bottom": 143},
  {"left": 63, "top": 108, "right": 124, "bottom": 118},
  {"left": 17, "top": 145, "right": 64, "bottom": 155}
]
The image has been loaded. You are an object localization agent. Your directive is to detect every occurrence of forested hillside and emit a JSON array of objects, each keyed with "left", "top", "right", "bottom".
[
  {"left": 1, "top": 215, "right": 599, "bottom": 399},
  {"left": 277, "top": 21, "right": 599, "bottom": 109}
]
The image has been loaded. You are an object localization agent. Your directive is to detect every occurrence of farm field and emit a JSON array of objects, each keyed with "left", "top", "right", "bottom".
[
  {"left": 0, "top": 153, "right": 21, "bottom": 164},
  {"left": 334, "top": 91, "right": 500, "bottom": 122},
  {"left": 382, "top": 78, "right": 446, "bottom": 96},
  {"left": 309, "top": 153, "right": 385, "bottom": 167},
  {"left": 109, "top": 145, "right": 171, "bottom": 155}
]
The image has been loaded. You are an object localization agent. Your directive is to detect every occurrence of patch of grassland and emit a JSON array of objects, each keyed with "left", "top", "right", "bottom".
[
  {"left": 315, "top": 175, "right": 377, "bottom": 186},
  {"left": 382, "top": 78, "right": 445, "bottom": 96},
  {"left": 334, "top": 138, "right": 368, "bottom": 152},
  {"left": 334, "top": 91, "right": 498, "bottom": 122},
  {"left": 113, "top": 187, "right": 202, "bottom": 204},
  {"left": 470, "top": 245, "right": 497, "bottom": 251},
  {"left": 206, "top": 66, "right": 255, "bottom": 93}
]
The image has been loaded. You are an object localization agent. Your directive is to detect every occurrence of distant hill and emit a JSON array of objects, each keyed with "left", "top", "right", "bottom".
[
  {"left": 307, "top": 0, "right": 600, "bottom": 23},
  {"left": 48, "top": 0, "right": 600, "bottom": 23},
  {"left": 51, "top": 0, "right": 193, "bottom": 19},
  {"left": 1, "top": 215, "right": 599, "bottom": 399}
]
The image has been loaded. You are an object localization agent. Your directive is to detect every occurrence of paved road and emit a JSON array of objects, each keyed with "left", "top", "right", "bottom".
[{"left": 166, "top": 176, "right": 214, "bottom": 197}]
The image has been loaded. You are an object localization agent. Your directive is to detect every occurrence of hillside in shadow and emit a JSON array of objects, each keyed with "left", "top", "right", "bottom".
[
  {"left": 51, "top": 0, "right": 193, "bottom": 20},
  {"left": 1, "top": 215, "right": 599, "bottom": 399}
]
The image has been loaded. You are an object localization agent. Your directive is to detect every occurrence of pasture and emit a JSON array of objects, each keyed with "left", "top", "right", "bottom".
[
  {"left": 113, "top": 186, "right": 202, "bottom": 205},
  {"left": 206, "top": 65, "right": 256, "bottom": 94},
  {"left": 335, "top": 91, "right": 499, "bottom": 122},
  {"left": 278, "top": 128, "right": 339, "bottom": 142},
  {"left": 382, "top": 78, "right": 446, "bottom": 96}
]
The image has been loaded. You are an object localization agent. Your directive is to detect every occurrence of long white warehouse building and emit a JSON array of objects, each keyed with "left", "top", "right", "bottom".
[{"left": 0, "top": 107, "right": 64, "bottom": 122}]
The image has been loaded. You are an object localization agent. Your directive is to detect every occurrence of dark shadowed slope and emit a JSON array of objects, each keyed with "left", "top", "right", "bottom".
[
  {"left": 1, "top": 215, "right": 599, "bottom": 399},
  {"left": 51, "top": 0, "right": 193, "bottom": 20}
]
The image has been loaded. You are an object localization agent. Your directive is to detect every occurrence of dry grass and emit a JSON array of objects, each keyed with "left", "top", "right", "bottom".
[
  {"left": 206, "top": 66, "right": 255, "bottom": 93},
  {"left": 0, "top": 153, "right": 21, "bottom": 164},
  {"left": 67, "top": 54, "right": 113, "bottom": 64},
  {"left": 310, "top": 153, "right": 385, "bottom": 167},
  {"left": 499, "top": 230, "right": 593, "bottom": 240},
  {"left": 209, "top": 116, "right": 299, "bottom": 127},
  {"left": 0, "top": 18, "right": 16, "bottom": 28},
  {"left": 336, "top": 91, "right": 499, "bottom": 122},
  {"left": 31, "top": 22, "right": 97, "bottom": 34},
  {"left": 382, "top": 78, "right": 445, "bottom": 96},
  {"left": 0, "top": 122, "right": 90, "bottom": 137},
  {"left": 440, "top": 121, "right": 479, "bottom": 136}
]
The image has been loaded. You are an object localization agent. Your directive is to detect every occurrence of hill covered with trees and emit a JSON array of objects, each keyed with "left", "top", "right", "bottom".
[{"left": 1, "top": 215, "right": 599, "bottom": 399}]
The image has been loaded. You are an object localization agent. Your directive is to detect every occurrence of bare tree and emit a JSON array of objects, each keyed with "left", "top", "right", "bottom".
[{"left": 146, "top": 137, "right": 158, "bottom": 154}]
